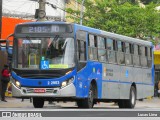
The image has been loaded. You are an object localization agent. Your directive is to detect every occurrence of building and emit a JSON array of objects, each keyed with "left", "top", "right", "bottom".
[{"left": 1, "top": 0, "right": 70, "bottom": 42}]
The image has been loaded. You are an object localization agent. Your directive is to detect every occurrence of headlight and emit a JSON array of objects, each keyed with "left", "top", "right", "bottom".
[
  {"left": 15, "top": 80, "right": 21, "bottom": 88},
  {"left": 62, "top": 81, "right": 67, "bottom": 87},
  {"left": 61, "top": 77, "right": 74, "bottom": 88}
]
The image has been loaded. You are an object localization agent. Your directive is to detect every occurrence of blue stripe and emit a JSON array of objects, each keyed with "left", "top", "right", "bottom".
[{"left": 102, "top": 80, "right": 154, "bottom": 86}]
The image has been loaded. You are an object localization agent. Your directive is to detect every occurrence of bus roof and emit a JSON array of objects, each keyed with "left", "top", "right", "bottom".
[
  {"left": 74, "top": 23, "right": 152, "bottom": 46},
  {"left": 15, "top": 21, "right": 152, "bottom": 46}
]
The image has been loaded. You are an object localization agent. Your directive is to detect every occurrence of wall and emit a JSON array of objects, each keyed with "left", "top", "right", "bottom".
[{"left": 1, "top": 17, "right": 32, "bottom": 45}]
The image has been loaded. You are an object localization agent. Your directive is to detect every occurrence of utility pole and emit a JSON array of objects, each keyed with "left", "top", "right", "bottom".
[
  {"left": 80, "top": 0, "right": 85, "bottom": 25},
  {"left": 0, "top": 0, "right": 3, "bottom": 38},
  {"left": 38, "top": 0, "right": 46, "bottom": 21}
]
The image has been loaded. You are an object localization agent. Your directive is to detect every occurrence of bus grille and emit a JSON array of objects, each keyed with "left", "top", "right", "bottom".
[{"left": 21, "top": 87, "right": 59, "bottom": 94}]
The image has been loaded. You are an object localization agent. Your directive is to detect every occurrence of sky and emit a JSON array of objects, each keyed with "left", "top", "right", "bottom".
[{"left": 3, "top": 0, "right": 66, "bottom": 18}]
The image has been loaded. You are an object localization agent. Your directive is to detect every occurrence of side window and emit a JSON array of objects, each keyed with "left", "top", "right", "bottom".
[
  {"left": 77, "top": 40, "right": 86, "bottom": 61},
  {"left": 140, "top": 46, "right": 147, "bottom": 67},
  {"left": 117, "top": 41, "right": 122, "bottom": 52},
  {"left": 145, "top": 47, "right": 148, "bottom": 57},
  {"left": 107, "top": 38, "right": 116, "bottom": 63},
  {"left": 117, "top": 41, "right": 125, "bottom": 64},
  {"left": 107, "top": 38, "right": 113, "bottom": 50},
  {"left": 88, "top": 34, "right": 98, "bottom": 60},
  {"left": 132, "top": 44, "right": 140, "bottom": 67},
  {"left": 125, "top": 42, "right": 134, "bottom": 65},
  {"left": 148, "top": 47, "right": 152, "bottom": 67},
  {"left": 97, "top": 37, "right": 107, "bottom": 62},
  {"left": 125, "top": 42, "right": 132, "bottom": 65},
  {"left": 141, "top": 46, "right": 145, "bottom": 56},
  {"left": 130, "top": 44, "right": 134, "bottom": 54},
  {"left": 134, "top": 45, "right": 138, "bottom": 55},
  {"left": 125, "top": 43, "right": 130, "bottom": 54}
]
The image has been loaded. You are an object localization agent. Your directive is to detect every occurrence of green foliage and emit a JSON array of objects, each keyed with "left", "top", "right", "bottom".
[{"left": 66, "top": 0, "right": 160, "bottom": 44}]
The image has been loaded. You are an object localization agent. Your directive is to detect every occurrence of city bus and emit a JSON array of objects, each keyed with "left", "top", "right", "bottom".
[{"left": 7, "top": 21, "right": 154, "bottom": 108}]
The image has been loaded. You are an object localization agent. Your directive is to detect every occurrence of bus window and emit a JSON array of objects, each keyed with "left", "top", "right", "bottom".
[
  {"left": 147, "top": 47, "right": 152, "bottom": 67},
  {"left": 117, "top": 41, "right": 125, "bottom": 64},
  {"left": 133, "top": 44, "right": 140, "bottom": 67},
  {"left": 97, "top": 37, "right": 107, "bottom": 62},
  {"left": 125, "top": 42, "right": 134, "bottom": 65},
  {"left": 140, "top": 46, "right": 148, "bottom": 67},
  {"left": 77, "top": 40, "right": 86, "bottom": 61},
  {"left": 88, "top": 34, "right": 98, "bottom": 60},
  {"left": 107, "top": 38, "right": 116, "bottom": 63},
  {"left": 125, "top": 43, "right": 131, "bottom": 65}
]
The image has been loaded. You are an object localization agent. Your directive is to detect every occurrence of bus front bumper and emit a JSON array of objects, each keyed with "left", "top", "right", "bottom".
[{"left": 11, "top": 83, "right": 76, "bottom": 97}]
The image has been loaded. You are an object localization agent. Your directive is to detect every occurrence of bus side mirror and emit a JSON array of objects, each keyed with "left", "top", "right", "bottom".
[
  {"left": 0, "top": 39, "right": 9, "bottom": 53},
  {"left": 6, "top": 40, "right": 9, "bottom": 51},
  {"left": 0, "top": 39, "right": 7, "bottom": 50}
]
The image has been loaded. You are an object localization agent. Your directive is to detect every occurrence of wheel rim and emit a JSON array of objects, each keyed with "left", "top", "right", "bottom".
[{"left": 131, "top": 90, "right": 135, "bottom": 105}]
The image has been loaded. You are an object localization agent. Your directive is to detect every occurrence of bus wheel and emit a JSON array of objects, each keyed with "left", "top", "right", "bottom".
[
  {"left": 76, "top": 100, "right": 83, "bottom": 108},
  {"left": 33, "top": 97, "right": 44, "bottom": 108},
  {"left": 83, "top": 84, "right": 94, "bottom": 108},
  {"left": 77, "top": 84, "right": 94, "bottom": 108},
  {"left": 118, "top": 100, "right": 125, "bottom": 108},
  {"left": 126, "top": 86, "right": 136, "bottom": 108}
]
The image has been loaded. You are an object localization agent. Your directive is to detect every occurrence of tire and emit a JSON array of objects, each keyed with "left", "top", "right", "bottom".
[
  {"left": 77, "top": 84, "right": 94, "bottom": 108},
  {"left": 76, "top": 100, "right": 83, "bottom": 108},
  {"left": 118, "top": 100, "right": 125, "bottom": 108},
  {"left": 33, "top": 97, "right": 44, "bottom": 108},
  {"left": 126, "top": 86, "right": 136, "bottom": 108}
]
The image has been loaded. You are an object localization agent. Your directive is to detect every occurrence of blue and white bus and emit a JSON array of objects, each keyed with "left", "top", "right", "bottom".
[{"left": 9, "top": 21, "right": 154, "bottom": 108}]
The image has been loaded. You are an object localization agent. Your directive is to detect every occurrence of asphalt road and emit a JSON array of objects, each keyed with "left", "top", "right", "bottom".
[
  {"left": 0, "top": 97, "right": 159, "bottom": 109},
  {"left": 0, "top": 97, "right": 160, "bottom": 118}
]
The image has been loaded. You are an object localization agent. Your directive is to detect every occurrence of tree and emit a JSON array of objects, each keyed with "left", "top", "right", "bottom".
[{"left": 66, "top": 0, "right": 160, "bottom": 43}]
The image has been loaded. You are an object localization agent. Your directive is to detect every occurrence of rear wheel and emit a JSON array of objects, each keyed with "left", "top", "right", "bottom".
[
  {"left": 33, "top": 97, "right": 44, "bottom": 108},
  {"left": 118, "top": 100, "right": 125, "bottom": 108},
  {"left": 126, "top": 86, "right": 136, "bottom": 108},
  {"left": 118, "top": 86, "right": 136, "bottom": 108}
]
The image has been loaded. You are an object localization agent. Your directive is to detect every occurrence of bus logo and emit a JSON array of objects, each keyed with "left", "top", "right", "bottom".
[{"left": 126, "top": 70, "right": 129, "bottom": 78}]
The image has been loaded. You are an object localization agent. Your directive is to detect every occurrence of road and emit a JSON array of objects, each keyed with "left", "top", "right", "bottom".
[
  {"left": 0, "top": 97, "right": 160, "bottom": 118},
  {"left": 0, "top": 97, "right": 159, "bottom": 109}
]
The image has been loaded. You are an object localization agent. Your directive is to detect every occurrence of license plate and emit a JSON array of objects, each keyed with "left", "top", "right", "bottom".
[{"left": 34, "top": 88, "right": 46, "bottom": 93}]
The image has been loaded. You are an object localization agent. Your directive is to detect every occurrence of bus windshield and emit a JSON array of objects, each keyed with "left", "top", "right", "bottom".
[{"left": 17, "top": 37, "right": 75, "bottom": 69}]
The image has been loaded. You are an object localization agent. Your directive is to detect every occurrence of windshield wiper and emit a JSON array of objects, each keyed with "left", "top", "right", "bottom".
[{"left": 53, "top": 35, "right": 59, "bottom": 41}]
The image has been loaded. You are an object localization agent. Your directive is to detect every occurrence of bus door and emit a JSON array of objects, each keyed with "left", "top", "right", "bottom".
[
  {"left": 76, "top": 31, "right": 87, "bottom": 70},
  {"left": 76, "top": 30, "right": 87, "bottom": 96}
]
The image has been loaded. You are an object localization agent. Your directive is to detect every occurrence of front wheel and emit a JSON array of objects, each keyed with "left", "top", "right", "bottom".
[
  {"left": 77, "top": 84, "right": 94, "bottom": 108},
  {"left": 33, "top": 97, "right": 44, "bottom": 108}
]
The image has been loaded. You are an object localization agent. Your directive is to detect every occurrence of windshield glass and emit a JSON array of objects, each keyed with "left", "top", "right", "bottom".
[{"left": 17, "top": 37, "right": 75, "bottom": 69}]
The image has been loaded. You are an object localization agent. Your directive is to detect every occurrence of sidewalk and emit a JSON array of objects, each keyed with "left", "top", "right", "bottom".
[{"left": 0, "top": 97, "right": 33, "bottom": 108}]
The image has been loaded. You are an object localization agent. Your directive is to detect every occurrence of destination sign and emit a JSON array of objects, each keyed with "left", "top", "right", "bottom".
[{"left": 15, "top": 24, "right": 72, "bottom": 34}]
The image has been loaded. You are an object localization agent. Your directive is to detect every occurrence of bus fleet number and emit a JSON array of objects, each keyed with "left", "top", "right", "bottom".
[{"left": 48, "top": 81, "right": 60, "bottom": 85}]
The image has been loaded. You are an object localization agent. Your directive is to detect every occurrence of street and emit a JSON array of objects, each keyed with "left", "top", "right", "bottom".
[
  {"left": 0, "top": 97, "right": 160, "bottom": 118},
  {"left": 0, "top": 97, "right": 159, "bottom": 109}
]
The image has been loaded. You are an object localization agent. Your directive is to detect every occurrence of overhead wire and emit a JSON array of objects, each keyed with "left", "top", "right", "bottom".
[{"left": 3, "top": 0, "right": 88, "bottom": 22}]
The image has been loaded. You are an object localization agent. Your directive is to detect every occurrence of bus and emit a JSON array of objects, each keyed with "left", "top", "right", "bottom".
[{"left": 7, "top": 21, "right": 154, "bottom": 108}]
